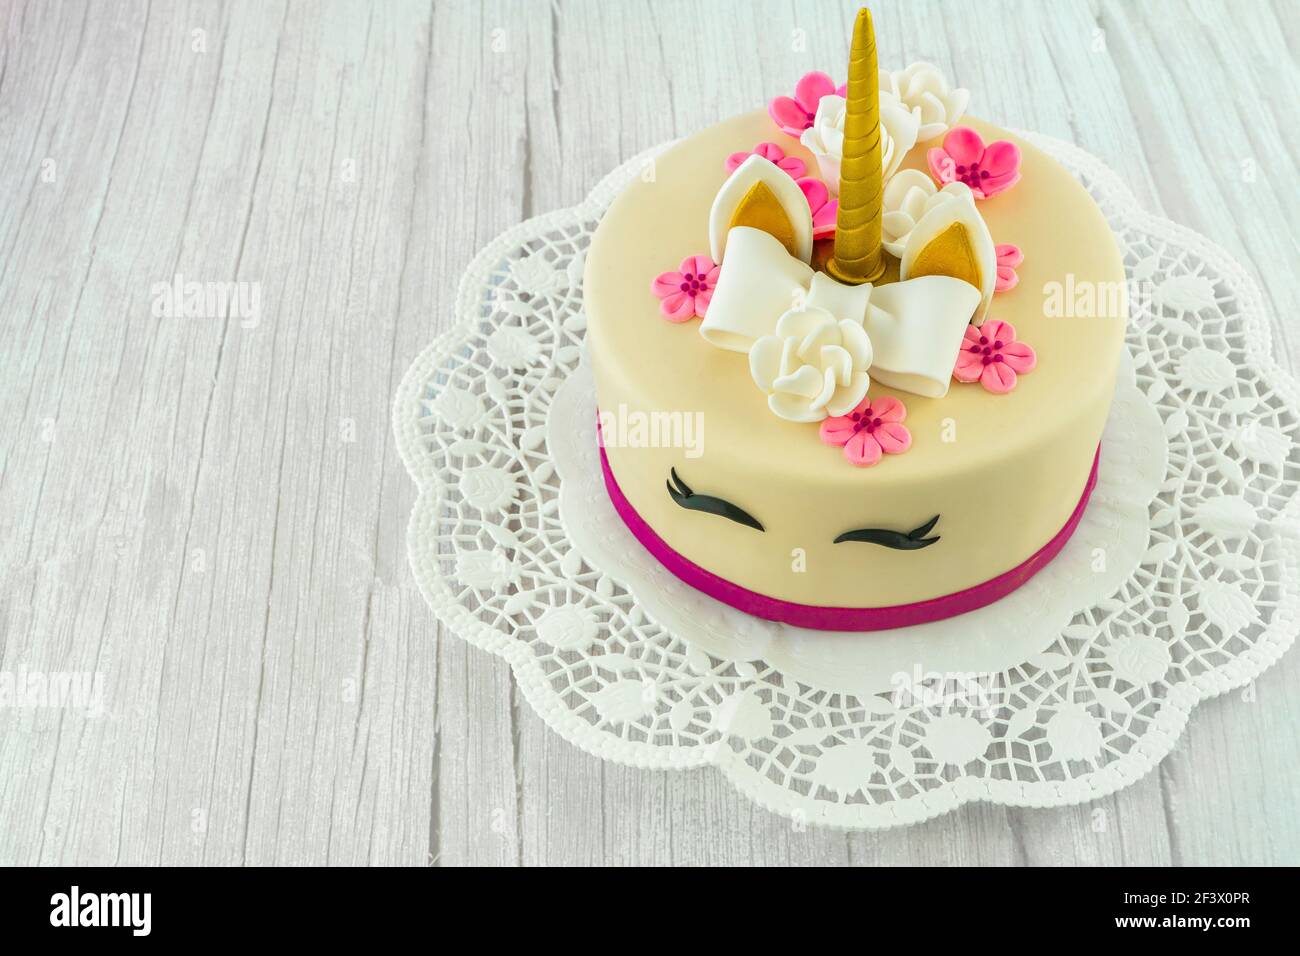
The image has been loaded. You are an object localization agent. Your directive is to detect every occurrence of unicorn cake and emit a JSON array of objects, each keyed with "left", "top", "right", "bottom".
[{"left": 584, "top": 8, "right": 1126, "bottom": 630}]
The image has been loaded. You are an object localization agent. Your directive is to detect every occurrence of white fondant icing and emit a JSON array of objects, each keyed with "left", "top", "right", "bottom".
[
  {"left": 700, "top": 227, "right": 813, "bottom": 352},
  {"left": 879, "top": 62, "right": 970, "bottom": 142},
  {"left": 701, "top": 228, "right": 981, "bottom": 406},
  {"left": 881, "top": 171, "right": 974, "bottom": 258},
  {"left": 865, "top": 276, "right": 981, "bottom": 398},
  {"left": 749, "top": 305, "right": 874, "bottom": 423},
  {"left": 707, "top": 155, "right": 813, "bottom": 265},
  {"left": 899, "top": 184, "right": 997, "bottom": 325},
  {"left": 799, "top": 93, "right": 920, "bottom": 197},
  {"left": 803, "top": 271, "right": 873, "bottom": 327}
]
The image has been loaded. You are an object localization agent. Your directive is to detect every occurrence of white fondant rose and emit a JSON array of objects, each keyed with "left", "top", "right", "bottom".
[
  {"left": 799, "top": 94, "right": 920, "bottom": 197},
  {"left": 748, "top": 305, "right": 873, "bottom": 423},
  {"left": 799, "top": 96, "right": 846, "bottom": 191},
  {"left": 879, "top": 62, "right": 970, "bottom": 142},
  {"left": 881, "top": 171, "right": 974, "bottom": 257}
]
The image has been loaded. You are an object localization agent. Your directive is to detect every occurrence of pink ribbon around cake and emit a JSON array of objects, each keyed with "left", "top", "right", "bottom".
[{"left": 598, "top": 441, "right": 1100, "bottom": 632}]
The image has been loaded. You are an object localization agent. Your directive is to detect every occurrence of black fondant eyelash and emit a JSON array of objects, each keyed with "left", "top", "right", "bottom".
[
  {"left": 833, "top": 515, "right": 940, "bottom": 550},
  {"left": 666, "top": 468, "right": 764, "bottom": 532}
]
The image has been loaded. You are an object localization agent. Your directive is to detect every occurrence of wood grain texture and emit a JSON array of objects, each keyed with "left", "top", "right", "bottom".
[{"left": 0, "top": 0, "right": 1296, "bottom": 866}]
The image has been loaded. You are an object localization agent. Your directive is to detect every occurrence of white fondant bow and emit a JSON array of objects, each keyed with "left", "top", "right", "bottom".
[{"left": 701, "top": 227, "right": 980, "bottom": 417}]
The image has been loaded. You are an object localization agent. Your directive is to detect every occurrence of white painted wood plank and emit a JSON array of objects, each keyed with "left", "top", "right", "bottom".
[{"left": 0, "top": 0, "right": 440, "bottom": 866}]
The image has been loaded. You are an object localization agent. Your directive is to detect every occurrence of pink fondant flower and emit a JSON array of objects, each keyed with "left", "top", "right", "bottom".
[
  {"left": 819, "top": 396, "right": 912, "bottom": 467},
  {"left": 927, "top": 127, "right": 1021, "bottom": 199},
  {"left": 725, "top": 142, "right": 807, "bottom": 179},
  {"left": 797, "top": 177, "right": 839, "bottom": 239},
  {"left": 651, "top": 255, "right": 720, "bottom": 322},
  {"left": 768, "top": 71, "right": 848, "bottom": 137},
  {"left": 953, "top": 319, "right": 1036, "bottom": 393},
  {"left": 994, "top": 244, "right": 1023, "bottom": 292}
]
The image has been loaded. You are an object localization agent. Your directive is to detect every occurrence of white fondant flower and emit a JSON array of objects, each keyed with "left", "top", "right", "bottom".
[
  {"left": 879, "top": 62, "right": 970, "bottom": 142},
  {"left": 880, "top": 171, "right": 974, "bottom": 257},
  {"left": 799, "top": 96, "right": 846, "bottom": 191},
  {"left": 799, "top": 94, "right": 920, "bottom": 197},
  {"left": 748, "top": 305, "right": 873, "bottom": 423}
]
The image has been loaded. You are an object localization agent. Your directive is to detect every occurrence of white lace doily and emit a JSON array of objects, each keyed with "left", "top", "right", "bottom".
[{"left": 394, "top": 132, "right": 1300, "bottom": 829}]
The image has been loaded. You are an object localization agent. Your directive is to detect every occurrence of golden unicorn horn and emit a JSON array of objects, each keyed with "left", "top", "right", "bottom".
[{"left": 825, "top": 7, "right": 886, "bottom": 286}]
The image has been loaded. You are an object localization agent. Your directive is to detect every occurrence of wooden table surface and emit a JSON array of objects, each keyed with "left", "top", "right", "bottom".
[{"left": 2, "top": 0, "right": 1297, "bottom": 866}]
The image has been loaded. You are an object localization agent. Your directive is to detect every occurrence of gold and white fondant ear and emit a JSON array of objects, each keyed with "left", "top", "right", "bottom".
[
  {"left": 899, "top": 184, "right": 996, "bottom": 324},
  {"left": 709, "top": 155, "right": 814, "bottom": 266}
]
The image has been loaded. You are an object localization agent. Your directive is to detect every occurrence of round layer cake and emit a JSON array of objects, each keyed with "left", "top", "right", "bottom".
[{"left": 585, "top": 110, "right": 1125, "bottom": 629}]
